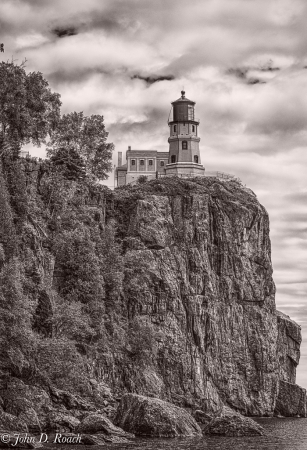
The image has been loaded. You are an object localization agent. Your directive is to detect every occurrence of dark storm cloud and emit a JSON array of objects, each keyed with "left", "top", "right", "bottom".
[
  {"left": 227, "top": 67, "right": 266, "bottom": 85},
  {"left": 226, "top": 64, "right": 280, "bottom": 84},
  {"left": 132, "top": 74, "right": 175, "bottom": 85},
  {"left": 52, "top": 26, "right": 78, "bottom": 38},
  {"left": 247, "top": 78, "right": 265, "bottom": 85}
]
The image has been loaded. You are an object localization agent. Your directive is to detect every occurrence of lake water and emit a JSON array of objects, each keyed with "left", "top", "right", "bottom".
[{"left": 46, "top": 418, "right": 307, "bottom": 450}]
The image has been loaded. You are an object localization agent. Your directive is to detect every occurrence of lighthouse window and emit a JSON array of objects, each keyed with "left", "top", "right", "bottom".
[
  {"left": 174, "top": 125, "right": 177, "bottom": 132},
  {"left": 194, "top": 155, "right": 199, "bottom": 163},
  {"left": 188, "top": 105, "right": 194, "bottom": 120},
  {"left": 182, "top": 141, "right": 188, "bottom": 150},
  {"left": 192, "top": 125, "right": 195, "bottom": 133},
  {"left": 171, "top": 155, "right": 176, "bottom": 163}
]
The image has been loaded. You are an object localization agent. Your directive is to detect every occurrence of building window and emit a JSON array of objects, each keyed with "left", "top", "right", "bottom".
[
  {"left": 182, "top": 141, "right": 188, "bottom": 150},
  {"left": 131, "top": 159, "right": 136, "bottom": 169},
  {"left": 160, "top": 161, "right": 165, "bottom": 167},
  {"left": 192, "top": 125, "right": 195, "bottom": 133},
  {"left": 140, "top": 159, "right": 144, "bottom": 166},
  {"left": 171, "top": 155, "right": 176, "bottom": 163},
  {"left": 149, "top": 160, "right": 153, "bottom": 166},
  {"left": 194, "top": 155, "right": 199, "bottom": 163},
  {"left": 174, "top": 125, "right": 177, "bottom": 132}
]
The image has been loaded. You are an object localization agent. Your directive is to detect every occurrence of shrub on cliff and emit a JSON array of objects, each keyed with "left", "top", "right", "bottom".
[
  {"left": 53, "top": 228, "right": 104, "bottom": 303},
  {"left": 127, "top": 318, "right": 157, "bottom": 365},
  {"left": 51, "top": 293, "right": 95, "bottom": 342},
  {"left": 35, "top": 338, "right": 89, "bottom": 394},
  {"left": 0, "top": 262, "right": 34, "bottom": 374},
  {"left": 2, "top": 159, "right": 28, "bottom": 227},
  {"left": 137, "top": 175, "right": 148, "bottom": 184},
  {"left": 0, "top": 165, "right": 17, "bottom": 259}
]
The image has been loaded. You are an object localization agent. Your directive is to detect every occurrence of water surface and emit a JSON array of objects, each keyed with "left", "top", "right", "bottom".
[{"left": 46, "top": 418, "right": 307, "bottom": 450}]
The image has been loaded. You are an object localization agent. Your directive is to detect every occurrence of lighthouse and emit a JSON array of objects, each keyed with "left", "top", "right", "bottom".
[
  {"left": 115, "top": 90, "right": 207, "bottom": 186},
  {"left": 165, "top": 90, "right": 205, "bottom": 176}
]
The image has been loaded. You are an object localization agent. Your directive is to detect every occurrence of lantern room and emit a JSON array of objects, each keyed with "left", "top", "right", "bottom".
[{"left": 169, "top": 91, "right": 199, "bottom": 124}]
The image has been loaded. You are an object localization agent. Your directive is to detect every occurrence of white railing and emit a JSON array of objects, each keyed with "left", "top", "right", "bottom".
[{"left": 203, "top": 171, "right": 240, "bottom": 181}]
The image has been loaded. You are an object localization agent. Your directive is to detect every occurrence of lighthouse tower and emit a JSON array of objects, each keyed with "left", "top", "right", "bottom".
[{"left": 165, "top": 90, "right": 205, "bottom": 177}]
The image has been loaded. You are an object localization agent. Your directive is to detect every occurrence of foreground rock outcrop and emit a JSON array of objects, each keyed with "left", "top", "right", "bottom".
[
  {"left": 77, "top": 413, "right": 134, "bottom": 439},
  {"left": 274, "top": 380, "right": 307, "bottom": 417},
  {"left": 115, "top": 393, "right": 202, "bottom": 437},
  {"left": 205, "top": 415, "right": 264, "bottom": 436}
]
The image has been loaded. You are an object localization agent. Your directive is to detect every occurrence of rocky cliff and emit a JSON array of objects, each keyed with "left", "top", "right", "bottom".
[
  {"left": 105, "top": 177, "right": 305, "bottom": 416},
  {"left": 0, "top": 159, "right": 305, "bottom": 432}
]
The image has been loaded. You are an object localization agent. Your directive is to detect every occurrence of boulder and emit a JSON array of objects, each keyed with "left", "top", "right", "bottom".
[
  {"left": 0, "top": 412, "right": 28, "bottom": 432},
  {"left": 77, "top": 413, "right": 133, "bottom": 438},
  {"left": 274, "top": 380, "right": 307, "bottom": 417},
  {"left": 205, "top": 414, "right": 264, "bottom": 436},
  {"left": 102, "top": 405, "right": 117, "bottom": 419},
  {"left": 18, "top": 408, "right": 41, "bottom": 434},
  {"left": 115, "top": 393, "right": 202, "bottom": 437},
  {"left": 2, "top": 378, "right": 52, "bottom": 431},
  {"left": 46, "top": 412, "right": 80, "bottom": 432},
  {"left": 193, "top": 409, "right": 213, "bottom": 424},
  {"left": 49, "top": 387, "right": 94, "bottom": 411}
]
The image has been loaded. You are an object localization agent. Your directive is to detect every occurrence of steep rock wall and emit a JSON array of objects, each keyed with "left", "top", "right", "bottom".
[{"left": 106, "top": 178, "right": 305, "bottom": 416}]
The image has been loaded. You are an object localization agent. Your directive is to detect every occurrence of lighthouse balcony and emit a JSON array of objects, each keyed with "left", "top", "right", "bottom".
[{"left": 168, "top": 118, "right": 200, "bottom": 125}]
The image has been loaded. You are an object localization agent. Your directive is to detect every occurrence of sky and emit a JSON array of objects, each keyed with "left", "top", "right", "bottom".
[{"left": 1, "top": 0, "right": 306, "bottom": 387}]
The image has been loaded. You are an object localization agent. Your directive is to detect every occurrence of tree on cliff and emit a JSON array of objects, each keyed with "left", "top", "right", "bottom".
[
  {"left": 49, "top": 147, "right": 86, "bottom": 181},
  {"left": 0, "top": 61, "right": 61, "bottom": 158},
  {"left": 47, "top": 112, "right": 114, "bottom": 181}
]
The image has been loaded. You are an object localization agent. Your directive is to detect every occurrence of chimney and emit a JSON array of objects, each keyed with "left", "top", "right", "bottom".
[
  {"left": 128, "top": 145, "right": 131, "bottom": 151},
  {"left": 118, "top": 151, "right": 122, "bottom": 167}
]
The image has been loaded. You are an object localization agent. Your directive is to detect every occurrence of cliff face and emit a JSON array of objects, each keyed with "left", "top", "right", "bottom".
[
  {"left": 0, "top": 160, "right": 305, "bottom": 422},
  {"left": 105, "top": 177, "right": 305, "bottom": 416}
]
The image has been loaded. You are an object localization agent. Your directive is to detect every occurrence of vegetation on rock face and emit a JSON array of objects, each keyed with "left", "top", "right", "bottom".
[{"left": 0, "top": 62, "right": 116, "bottom": 400}]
